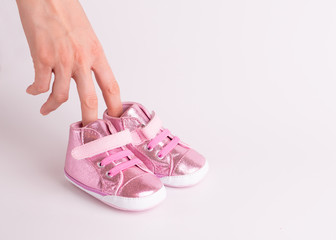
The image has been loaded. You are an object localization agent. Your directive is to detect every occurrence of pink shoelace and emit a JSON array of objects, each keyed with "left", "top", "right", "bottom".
[
  {"left": 146, "top": 129, "right": 180, "bottom": 158},
  {"left": 98, "top": 149, "right": 141, "bottom": 178}
]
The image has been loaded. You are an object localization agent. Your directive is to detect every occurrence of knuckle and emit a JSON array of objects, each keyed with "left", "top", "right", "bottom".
[
  {"left": 34, "top": 62, "right": 51, "bottom": 73},
  {"left": 105, "top": 81, "right": 120, "bottom": 96},
  {"left": 90, "top": 39, "right": 103, "bottom": 56},
  {"left": 74, "top": 52, "right": 88, "bottom": 67},
  {"left": 34, "top": 83, "right": 49, "bottom": 93},
  {"left": 73, "top": 39, "right": 102, "bottom": 67},
  {"left": 35, "top": 50, "right": 53, "bottom": 66},
  {"left": 53, "top": 93, "right": 68, "bottom": 103},
  {"left": 82, "top": 94, "right": 98, "bottom": 109},
  {"left": 59, "top": 52, "right": 72, "bottom": 66}
]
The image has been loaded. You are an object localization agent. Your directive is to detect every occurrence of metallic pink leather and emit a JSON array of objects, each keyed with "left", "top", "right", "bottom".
[
  {"left": 103, "top": 102, "right": 208, "bottom": 187},
  {"left": 64, "top": 119, "right": 165, "bottom": 206}
]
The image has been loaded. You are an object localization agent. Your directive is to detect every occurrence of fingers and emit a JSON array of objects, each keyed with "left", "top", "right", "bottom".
[
  {"left": 73, "top": 68, "right": 98, "bottom": 126},
  {"left": 26, "top": 64, "right": 52, "bottom": 95},
  {"left": 28, "top": 52, "right": 117, "bottom": 126},
  {"left": 92, "top": 57, "right": 123, "bottom": 117},
  {"left": 40, "top": 67, "right": 71, "bottom": 115}
]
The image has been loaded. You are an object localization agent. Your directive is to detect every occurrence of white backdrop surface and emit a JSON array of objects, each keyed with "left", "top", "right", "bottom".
[{"left": 1, "top": 1, "right": 336, "bottom": 239}]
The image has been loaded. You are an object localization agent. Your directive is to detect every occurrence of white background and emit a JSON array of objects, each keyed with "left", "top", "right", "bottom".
[{"left": 1, "top": 0, "right": 336, "bottom": 239}]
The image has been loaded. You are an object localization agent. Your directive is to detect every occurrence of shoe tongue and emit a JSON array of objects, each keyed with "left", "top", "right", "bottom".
[
  {"left": 121, "top": 104, "right": 150, "bottom": 126},
  {"left": 82, "top": 119, "right": 116, "bottom": 144}
]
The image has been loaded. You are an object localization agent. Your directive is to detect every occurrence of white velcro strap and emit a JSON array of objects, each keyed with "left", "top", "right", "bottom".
[
  {"left": 141, "top": 112, "right": 162, "bottom": 140},
  {"left": 71, "top": 130, "right": 133, "bottom": 160},
  {"left": 131, "top": 130, "right": 142, "bottom": 145}
]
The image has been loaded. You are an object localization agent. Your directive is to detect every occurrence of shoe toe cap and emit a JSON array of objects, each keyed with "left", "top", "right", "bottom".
[
  {"left": 118, "top": 173, "right": 163, "bottom": 198},
  {"left": 172, "top": 149, "right": 206, "bottom": 176}
]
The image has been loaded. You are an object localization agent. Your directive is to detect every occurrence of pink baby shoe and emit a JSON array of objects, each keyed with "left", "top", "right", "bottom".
[
  {"left": 64, "top": 119, "right": 166, "bottom": 211},
  {"left": 103, "top": 102, "right": 209, "bottom": 187}
]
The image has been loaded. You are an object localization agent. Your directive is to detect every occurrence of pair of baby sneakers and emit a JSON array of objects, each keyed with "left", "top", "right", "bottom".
[{"left": 64, "top": 102, "right": 209, "bottom": 211}]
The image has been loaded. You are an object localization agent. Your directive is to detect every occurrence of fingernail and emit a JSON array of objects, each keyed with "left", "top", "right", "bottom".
[
  {"left": 26, "top": 86, "right": 32, "bottom": 94},
  {"left": 40, "top": 107, "right": 48, "bottom": 116},
  {"left": 26, "top": 85, "right": 35, "bottom": 95}
]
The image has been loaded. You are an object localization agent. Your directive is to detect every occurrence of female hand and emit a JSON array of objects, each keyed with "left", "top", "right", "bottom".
[{"left": 16, "top": 0, "right": 122, "bottom": 125}]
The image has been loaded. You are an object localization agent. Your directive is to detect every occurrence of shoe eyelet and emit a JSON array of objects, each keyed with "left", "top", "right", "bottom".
[
  {"left": 156, "top": 151, "right": 164, "bottom": 160},
  {"left": 105, "top": 171, "right": 112, "bottom": 178},
  {"left": 97, "top": 162, "right": 104, "bottom": 168},
  {"left": 144, "top": 144, "right": 153, "bottom": 152}
]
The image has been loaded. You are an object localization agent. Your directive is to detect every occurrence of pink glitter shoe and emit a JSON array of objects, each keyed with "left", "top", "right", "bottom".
[
  {"left": 64, "top": 119, "right": 166, "bottom": 211},
  {"left": 103, "top": 102, "right": 209, "bottom": 187}
]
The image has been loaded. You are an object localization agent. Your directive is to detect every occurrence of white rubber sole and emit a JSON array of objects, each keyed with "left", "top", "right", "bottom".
[
  {"left": 160, "top": 161, "right": 209, "bottom": 187},
  {"left": 65, "top": 174, "right": 167, "bottom": 211}
]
